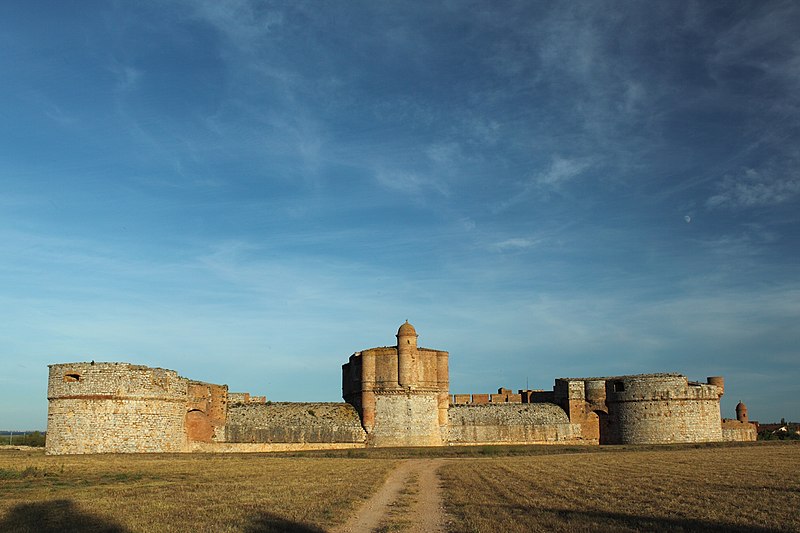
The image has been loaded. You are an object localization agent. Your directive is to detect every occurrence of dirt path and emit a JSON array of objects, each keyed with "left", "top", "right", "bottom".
[{"left": 333, "top": 458, "right": 448, "bottom": 533}]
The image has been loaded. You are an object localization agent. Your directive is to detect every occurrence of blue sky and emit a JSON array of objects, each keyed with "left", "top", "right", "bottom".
[{"left": 1, "top": 1, "right": 798, "bottom": 429}]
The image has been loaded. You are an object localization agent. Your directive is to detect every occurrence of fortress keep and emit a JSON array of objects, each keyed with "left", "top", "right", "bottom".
[
  {"left": 46, "top": 322, "right": 756, "bottom": 454},
  {"left": 342, "top": 321, "right": 449, "bottom": 447}
]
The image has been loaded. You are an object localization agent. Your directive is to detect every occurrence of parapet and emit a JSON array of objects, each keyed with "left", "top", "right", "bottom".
[
  {"left": 229, "top": 392, "right": 268, "bottom": 404},
  {"left": 47, "top": 362, "right": 187, "bottom": 401},
  {"left": 606, "top": 373, "right": 721, "bottom": 402},
  {"left": 451, "top": 387, "right": 523, "bottom": 405}
]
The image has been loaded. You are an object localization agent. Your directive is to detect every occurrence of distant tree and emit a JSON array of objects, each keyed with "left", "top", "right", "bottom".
[{"left": 18, "top": 432, "right": 46, "bottom": 447}]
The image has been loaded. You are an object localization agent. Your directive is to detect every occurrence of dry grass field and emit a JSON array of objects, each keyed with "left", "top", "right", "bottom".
[
  {"left": 440, "top": 442, "right": 800, "bottom": 532},
  {"left": 0, "top": 450, "right": 397, "bottom": 532},
  {"left": 1, "top": 442, "right": 798, "bottom": 532}
]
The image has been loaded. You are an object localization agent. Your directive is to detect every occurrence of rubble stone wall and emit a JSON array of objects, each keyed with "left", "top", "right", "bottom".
[
  {"left": 225, "top": 402, "right": 366, "bottom": 444},
  {"left": 447, "top": 404, "right": 580, "bottom": 444},
  {"left": 46, "top": 362, "right": 188, "bottom": 454}
]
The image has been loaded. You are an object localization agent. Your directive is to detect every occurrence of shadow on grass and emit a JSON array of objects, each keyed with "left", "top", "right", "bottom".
[
  {"left": 244, "top": 511, "right": 326, "bottom": 533},
  {"left": 0, "top": 499, "right": 129, "bottom": 532},
  {"left": 463, "top": 504, "right": 787, "bottom": 533}
]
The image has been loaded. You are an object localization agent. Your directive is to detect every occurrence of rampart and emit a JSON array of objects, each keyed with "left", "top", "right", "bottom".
[
  {"left": 225, "top": 402, "right": 366, "bottom": 444},
  {"left": 45, "top": 322, "right": 755, "bottom": 454},
  {"left": 448, "top": 404, "right": 580, "bottom": 444}
]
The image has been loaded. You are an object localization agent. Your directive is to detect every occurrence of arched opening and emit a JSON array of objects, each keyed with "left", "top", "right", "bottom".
[
  {"left": 186, "top": 409, "right": 214, "bottom": 442},
  {"left": 595, "top": 410, "right": 611, "bottom": 445}
]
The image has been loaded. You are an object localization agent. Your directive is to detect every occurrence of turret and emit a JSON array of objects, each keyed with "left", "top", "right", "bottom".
[
  {"left": 707, "top": 376, "right": 725, "bottom": 396},
  {"left": 397, "top": 320, "right": 418, "bottom": 388},
  {"left": 736, "top": 401, "right": 748, "bottom": 423}
]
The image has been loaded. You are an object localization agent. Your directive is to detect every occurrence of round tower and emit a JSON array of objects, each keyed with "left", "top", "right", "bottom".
[
  {"left": 736, "top": 401, "right": 748, "bottom": 423},
  {"left": 397, "top": 320, "right": 418, "bottom": 388},
  {"left": 706, "top": 376, "right": 725, "bottom": 396},
  {"left": 606, "top": 374, "right": 723, "bottom": 444},
  {"left": 46, "top": 362, "right": 189, "bottom": 454}
]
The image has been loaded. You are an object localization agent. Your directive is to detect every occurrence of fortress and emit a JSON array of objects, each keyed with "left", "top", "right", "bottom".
[{"left": 45, "top": 321, "right": 756, "bottom": 454}]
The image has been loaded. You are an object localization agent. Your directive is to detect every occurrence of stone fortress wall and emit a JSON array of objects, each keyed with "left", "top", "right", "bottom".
[
  {"left": 604, "top": 374, "right": 723, "bottom": 444},
  {"left": 46, "top": 363, "right": 189, "bottom": 454},
  {"left": 225, "top": 402, "right": 366, "bottom": 445},
  {"left": 448, "top": 404, "right": 579, "bottom": 444},
  {"left": 45, "top": 322, "right": 757, "bottom": 454}
]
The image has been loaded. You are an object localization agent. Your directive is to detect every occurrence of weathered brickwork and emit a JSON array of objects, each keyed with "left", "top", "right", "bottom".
[
  {"left": 46, "top": 322, "right": 755, "bottom": 454},
  {"left": 186, "top": 381, "right": 228, "bottom": 443}
]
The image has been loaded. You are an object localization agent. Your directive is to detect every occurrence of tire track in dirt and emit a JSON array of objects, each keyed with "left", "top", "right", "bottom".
[{"left": 333, "top": 458, "right": 447, "bottom": 533}]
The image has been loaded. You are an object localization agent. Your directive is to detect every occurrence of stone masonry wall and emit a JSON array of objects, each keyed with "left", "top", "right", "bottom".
[
  {"left": 447, "top": 404, "right": 580, "bottom": 444},
  {"left": 721, "top": 419, "right": 758, "bottom": 442},
  {"left": 370, "top": 392, "right": 443, "bottom": 447},
  {"left": 225, "top": 402, "right": 366, "bottom": 444},
  {"left": 605, "top": 374, "right": 723, "bottom": 444},
  {"left": 46, "top": 362, "right": 189, "bottom": 454}
]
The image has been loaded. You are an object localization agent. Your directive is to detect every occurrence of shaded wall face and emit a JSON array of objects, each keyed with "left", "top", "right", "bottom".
[{"left": 46, "top": 363, "right": 189, "bottom": 454}]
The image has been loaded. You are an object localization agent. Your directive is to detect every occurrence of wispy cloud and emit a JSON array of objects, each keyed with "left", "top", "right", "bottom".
[
  {"left": 373, "top": 168, "right": 449, "bottom": 198},
  {"left": 707, "top": 167, "right": 800, "bottom": 209},
  {"left": 183, "top": 0, "right": 285, "bottom": 52},
  {"left": 108, "top": 61, "right": 142, "bottom": 92},
  {"left": 494, "top": 155, "right": 593, "bottom": 212},
  {"left": 492, "top": 237, "right": 541, "bottom": 251},
  {"left": 535, "top": 156, "right": 592, "bottom": 188}
]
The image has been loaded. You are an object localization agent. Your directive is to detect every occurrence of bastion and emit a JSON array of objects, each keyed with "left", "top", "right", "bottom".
[{"left": 45, "top": 322, "right": 756, "bottom": 454}]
